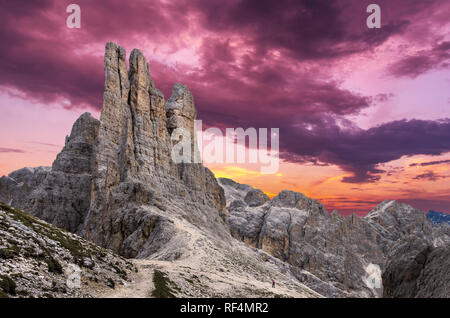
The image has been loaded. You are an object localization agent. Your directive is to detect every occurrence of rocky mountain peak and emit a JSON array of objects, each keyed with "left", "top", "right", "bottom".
[
  {"left": 166, "top": 83, "right": 197, "bottom": 131},
  {"left": 52, "top": 112, "right": 99, "bottom": 174},
  {"left": 272, "top": 190, "right": 326, "bottom": 215},
  {"left": 244, "top": 189, "right": 270, "bottom": 207},
  {"left": 1, "top": 42, "right": 228, "bottom": 258},
  {"left": 82, "top": 42, "right": 228, "bottom": 253},
  {"left": 365, "top": 200, "right": 432, "bottom": 240}
]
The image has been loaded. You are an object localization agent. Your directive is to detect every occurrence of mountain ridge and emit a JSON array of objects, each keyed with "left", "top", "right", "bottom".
[
  {"left": 218, "top": 177, "right": 450, "bottom": 297},
  {"left": 1, "top": 42, "right": 450, "bottom": 298}
]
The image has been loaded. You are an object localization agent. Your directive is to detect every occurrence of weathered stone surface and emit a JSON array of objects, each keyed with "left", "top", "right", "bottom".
[
  {"left": 382, "top": 227, "right": 450, "bottom": 298},
  {"left": 382, "top": 237, "right": 431, "bottom": 298},
  {"left": 166, "top": 83, "right": 196, "bottom": 137},
  {"left": 80, "top": 44, "right": 227, "bottom": 255},
  {"left": 365, "top": 200, "right": 433, "bottom": 241},
  {"left": 83, "top": 42, "right": 135, "bottom": 246},
  {"left": 52, "top": 112, "right": 99, "bottom": 174},
  {"left": 415, "top": 245, "right": 450, "bottom": 297},
  {"left": 0, "top": 167, "right": 50, "bottom": 208},
  {"left": 244, "top": 189, "right": 270, "bottom": 207}
]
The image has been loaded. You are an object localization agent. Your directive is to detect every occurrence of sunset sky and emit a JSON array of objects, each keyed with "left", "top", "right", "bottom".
[{"left": 0, "top": 0, "right": 449, "bottom": 216}]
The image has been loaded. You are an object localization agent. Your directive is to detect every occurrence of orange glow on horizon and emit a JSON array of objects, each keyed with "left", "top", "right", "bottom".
[{"left": 207, "top": 153, "right": 450, "bottom": 216}]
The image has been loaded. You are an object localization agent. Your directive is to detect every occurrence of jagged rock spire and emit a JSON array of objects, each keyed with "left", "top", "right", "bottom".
[
  {"left": 166, "top": 83, "right": 197, "bottom": 135},
  {"left": 96, "top": 42, "right": 134, "bottom": 187},
  {"left": 0, "top": 41, "right": 227, "bottom": 259},
  {"left": 166, "top": 83, "right": 200, "bottom": 162},
  {"left": 127, "top": 48, "right": 177, "bottom": 181},
  {"left": 52, "top": 112, "right": 99, "bottom": 174},
  {"left": 82, "top": 42, "right": 226, "bottom": 248},
  {"left": 102, "top": 42, "right": 130, "bottom": 117}
]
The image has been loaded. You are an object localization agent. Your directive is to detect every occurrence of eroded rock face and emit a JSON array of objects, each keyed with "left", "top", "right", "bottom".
[
  {"left": 382, "top": 237, "right": 431, "bottom": 298},
  {"left": 166, "top": 83, "right": 196, "bottom": 136},
  {"left": 0, "top": 113, "right": 99, "bottom": 233},
  {"left": 0, "top": 42, "right": 228, "bottom": 259},
  {"left": 52, "top": 112, "right": 100, "bottom": 174},
  {"left": 218, "top": 178, "right": 450, "bottom": 298},
  {"left": 415, "top": 245, "right": 450, "bottom": 297},
  {"left": 244, "top": 189, "right": 270, "bottom": 207},
  {"left": 382, "top": 235, "right": 450, "bottom": 298}
]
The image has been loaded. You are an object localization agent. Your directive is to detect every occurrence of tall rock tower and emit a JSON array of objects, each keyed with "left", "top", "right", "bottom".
[
  {"left": 0, "top": 42, "right": 228, "bottom": 258},
  {"left": 82, "top": 43, "right": 228, "bottom": 256}
]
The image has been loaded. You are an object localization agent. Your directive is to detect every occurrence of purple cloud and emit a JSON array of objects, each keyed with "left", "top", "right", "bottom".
[
  {"left": 389, "top": 41, "right": 450, "bottom": 78},
  {"left": 0, "top": 0, "right": 449, "bottom": 185},
  {"left": 280, "top": 118, "right": 450, "bottom": 183},
  {"left": 413, "top": 171, "right": 448, "bottom": 181},
  {"left": 0, "top": 147, "right": 26, "bottom": 153},
  {"left": 410, "top": 159, "right": 450, "bottom": 167}
]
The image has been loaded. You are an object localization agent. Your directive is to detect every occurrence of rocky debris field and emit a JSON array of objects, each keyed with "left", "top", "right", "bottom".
[
  {"left": 100, "top": 216, "right": 321, "bottom": 298},
  {"left": 0, "top": 202, "right": 136, "bottom": 298}
]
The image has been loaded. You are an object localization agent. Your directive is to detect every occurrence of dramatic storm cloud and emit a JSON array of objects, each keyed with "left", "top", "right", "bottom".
[{"left": 1, "top": 0, "right": 449, "bottom": 213}]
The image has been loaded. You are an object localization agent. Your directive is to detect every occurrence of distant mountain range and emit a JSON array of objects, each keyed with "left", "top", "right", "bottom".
[{"left": 427, "top": 210, "right": 450, "bottom": 225}]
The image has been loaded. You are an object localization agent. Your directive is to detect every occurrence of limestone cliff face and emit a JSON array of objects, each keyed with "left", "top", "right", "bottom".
[
  {"left": 0, "top": 42, "right": 228, "bottom": 259},
  {"left": 218, "top": 178, "right": 450, "bottom": 298}
]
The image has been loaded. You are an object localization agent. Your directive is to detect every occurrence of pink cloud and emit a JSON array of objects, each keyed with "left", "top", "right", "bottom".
[{"left": 1, "top": 0, "right": 450, "bottom": 189}]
